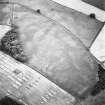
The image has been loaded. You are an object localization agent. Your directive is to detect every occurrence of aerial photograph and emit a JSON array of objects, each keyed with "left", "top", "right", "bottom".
[{"left": 0, "top": 0, "right": 105, "bottom": 105}]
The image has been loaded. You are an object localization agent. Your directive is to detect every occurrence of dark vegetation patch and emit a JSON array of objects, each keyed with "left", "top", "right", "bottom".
[
  {"left": 77, "top": 65, "right": 105, "bottom": 105},
  {"left": 0, "top": 25, "right": 28, "bottom": 62},
  {"left": 76, "top": 90, "right": 105, "bottom": 105},
  {"left": 0, "top": 96, "right": 25, "bottom": 105},
  {"left": 91, "top": 64, "right": 105, "bottom": 96}
]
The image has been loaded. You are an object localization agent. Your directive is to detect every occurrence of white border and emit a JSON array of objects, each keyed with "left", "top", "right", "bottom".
[
  {"left": 52, "top": 0, "right": 105, "bottom": 22},
  {"left": 90, "top": 24, "right": 105, "bottom": 62}
]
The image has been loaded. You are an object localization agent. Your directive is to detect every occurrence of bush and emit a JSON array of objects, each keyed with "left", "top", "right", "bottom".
[{"left": 0, "top": 26, "right": 28, "bottom": 62}]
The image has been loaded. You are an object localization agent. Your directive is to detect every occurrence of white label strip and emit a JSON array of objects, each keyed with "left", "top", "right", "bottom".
[
  {"left": 90, "top": 25, "right": 105, "bottom": 62},
  {"left": 52, "top": 0, "right": 105, "bottom": 22}
]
